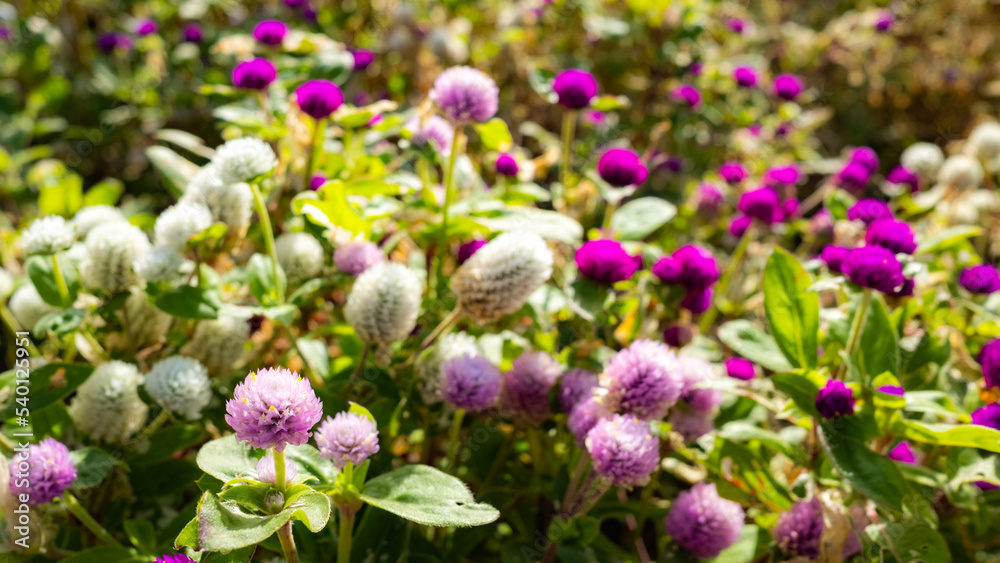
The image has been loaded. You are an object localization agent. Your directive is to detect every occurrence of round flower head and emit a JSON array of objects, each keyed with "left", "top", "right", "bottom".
[
  {"left": 738, "top": 187, "right": 781, "bottom": 223},
  {"left": 225, "top": 367, "right": 323, "bottom": 452},
  {"left": 182, "top": 314, "right": 250, "bottom": 375},
  {"left": 782, "top": 198, "right": 800, "bottom": 220},
  {"left": 8, "top": 284, "right": 57, "bottom": 331},
  {"left": 457, "top": 239, "right": 486, "bottom": 265},
  {"left": 980, "top": 339, "right": 1000, "bottom": 388},
  {"left": 938, "top": 154, "right": 983, "bottom": 190},
  {"left": 887, "top": 166, "right": 920, "bottom": 192},
  {"left": 232, "top": 58, "right": 277, "bottom": 91},
  {"left": 901, "top": 142, "right": 944, "bottom": 180},
  {"left": 180, "top": 165, "right": 254, "bottom": 240},
  {"left": 334, "top": 240, "right": 384, "bottom": 276},
  {"left": 256, "top": 451, "right": 299, "bottom": 484},
  {"left": 253, "top": 20, "right": 287, "bottom": 46},
  {"left": 121, "top": 290, "right": 172, "bottom": 349},
  {"left": 559, "top": 368, "right": 599, "bottom": 412},
  {"left": 315, "top": 411, "right": 380, "bottom": 469},
  {"left": 352, "top": 49, "right": 374, "bottom": 70},
  {"left": 601, "top": 339, "right": 683, "bottom": 420},
  {"left": 586, "top": 414, "right": 660, "bottom": 487},
  {"left": 135, "top": 19, "right": 157, "bottom": 36},
  {"left": 820, "top": 245, "right": 850, "bottom": 273},
  {"left": 677, "top": 356, "right": 722, "bottom": 412},
  {"left": 774, "top": 498, "right": 824, "bottom": 559},
  {"left": 344, "top": 262, "right": 422, "bottom": 346},
  {"left": 811, "top": 209, "right": 834, "bottom": 237},
  {"left": 729, "top": 215, "right": 751, "bottom": 237},
  {"left": 295, "top": 80, "right": 344, "bottom": 120},
  {"left": 552, "top": 69, "right": 598, "bottom": 109},
  {"left": 310, "top": 174, "right": 327, "bottom": 191},
  {"left": 960, "top": 264, "right": 1000, "bottom": 295},
  {"left": 97, "top": 33, "right": 132, "bottom": 53},
  {"left": 664, "top": 482, "right": 744, "bottom": 558},
  {"left": 651, "top": 255, "right": 681, "bottom": 284},
  {"left": 815, "top": 379, "right": 855, "bottom": 419},
  {"left": 568, "top": 396, "right": 610, "bottom": 445},
  {"left": 878, "top": 384, "right": 905, "bottom": 396},
  {"left": 597, "top": 148, "right": 648, "bottom": 187},
  {"left": 772, "top": 73, "right": 804, "bottom": 100},
  {"left": 733, "top": 66, "right": 758, "bottom": 88},
  {"left": 145, "top": 356, "right": 212, "bottom": 419},
  {"left": 182, "top": 23, "right": 203, "bottom": 43},
  {"left": 276, "top": 232, "right": 324, "bottom": 284},
  {"left": 8, "top": 438, "right": 77, "bottom": 506},
  {"left": 135, "top": 247, "right": 184, "bottom": 284},
  {"left": 836, "top": 160, "right": 872, "bottom": 192},
  {"left": 848, "top": 199, "right": 892, "bottom": 225},
  {"left": 72, "top": 205, "right": 127, "bottom": 238},
  {"left": 575, "top": 239, "right": 642, "bottom": 285},
  {"left": 670, "top": 409, "right": 715, "bottom": 442},
  {"left": 670, "top": 84, "right": 701, "bottom": 107},
  {"left": 663, "top": 324, "right": 694, "bottom": 348},
  {"left": 439, "top": 354, "right": 502, "bottom": 412},
  {"left": 417, "top": 331, "right": 485, "bottom": 404},
  {"left": 672, "top": 245, "right": 719, "bottom": 292},
  {"left": 972, "top": 403, "right": 1000, "bottom": 430},
  {"left": 429, "top": 66, "right": 499, "bottom": 124},
  {"left": 212, "top": 137, "right": 278, "bottom": 185},
  {"left": 841, "top": 246, "right": 905, "bottom": 293},
  {"left": 80, "top": 222, "right": 151, "bottom": 292},
  {"left": 452, "top": 231, "right": 553, "bottom": 323},
  {"left": 727, "top": 17, "right": 746, "bottom": 33},
  {"left": 875, "top": 11, "right": 894, "bottom": 32},
  {"left": 500, "top": 351, "right": 561, "bottom": 424},
  {"left": 21, "top": 216, "right": 75, "bottom": 255},
  {"left": 680, "top": 288, "right": 713, "bottom": 314},
  {"left": 764, "top": 165, "right": 801, "bottom": 186},
  {"left": 850, "top": 147, "right": 880, "bottom": 173},
  {"left": 405, "top": 115, "right": 454, "bottom": 154},
  {"left": 865, "top": 218, "right": 916, "bottom": 255},
  {"left": 69, "top": 361, "right": 149, "bottom": 444},
  {"left": 719, "top": 162, "right": 747, "bottom": 185},
  {"left": 887, "top": 441, "right": 917, "bottom": 464},
  {"left": 725, "top": 358, "right": 756, "bottom": 380},
  {"left": 495, "top": 153, "right": 519, "bottom": 177},
  {"left": 695, "top": 183, "right": 723, "bottom": 216},
  {"left": 969, "top": 121, "right": 1000, "bottom": 160},
  {"left": 154, "top": 201, "right": 213, "bottom": 250}
]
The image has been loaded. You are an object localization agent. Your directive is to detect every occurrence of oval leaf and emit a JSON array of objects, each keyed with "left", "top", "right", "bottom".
[{"left": 360, "top": 464, "right": 500, "bottom": 527}]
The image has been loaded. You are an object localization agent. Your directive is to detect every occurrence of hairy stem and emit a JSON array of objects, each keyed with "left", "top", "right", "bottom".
[
  {"left": 558, "top": 110, "right": 577, "bottom": 212},
  {"left": 436, "top": 128, "right": 465, "bottom": 296},
  {"left": 445, "top": 408, "right": 466, "bottom": 472},
  {"left": 62, "top": 492, "right": 121, "bottom": 547},
  {"left": 277, "top": 521, "right": 300, "bottom": 563},
  {"left": 249, "top": 181, "right": 283, "bottom": 305},
  {"left": 274, "top": 449, "right": 287, "bottom": 494},
  {"left": 837, "top": 289, "right": 872, "bottom": 380},
  {"left": 337, "top": 504, "right": 356, "bottom": 563}
]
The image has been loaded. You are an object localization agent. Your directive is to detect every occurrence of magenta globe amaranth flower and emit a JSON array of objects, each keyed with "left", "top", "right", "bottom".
[
  {"left": 552, "top": 69, "right": 598, "bottom": 109},
  {"left": 575, "top": 239, "right": 642, "bottom": 284},
  {"left": 224, "top": 367, "right": 324, "bottom": 452},
  {"left": 887, "top": 441, "right": 917, "bottom": 464},
  {"left": 738, "top": 187, "right": 782, "bottom": 223},
  {"left": 663, "top": 324, "right": 694, "bottom": 348},
  {"left": 671, "top": 84, "right": 701, "bottom": 108},
  {"left": 457, "top": 239, "right": 486, "bottom": 265},
  {"left": 719, "top": 162, "right": 747, "bottom": 185},
  {"left": 972, "top": 403, "right": 1000, "bottom": 430},
  {"left": 726, "top": 17, "right": 746, "bottom": 33},
  {"left": 836, "top": 160, "right": 872, "bottom": 192},
  {"left": 135, "top": 19, "right": 157, "bottom": 36},
  {"left": 821, "top": 245, "right": 849, "bottom": 273},
  {"left": 256, "top": 451, "right": 299, "bottom": 484},
  {"left": 842, "top": 246, "right": 905, "bottom": 293},
  {"left": 848, "top": 199, "right": 893, "bottom": 225},
  {"left": 439, "top": 354, "right": 502, "bottom": 412},
  {"left": 315, "top": 411, "right": 380, "bottom": 469},
  {"left": 729, "top": 215, "right": 751, "bottom": 237},
  {"left": 334, "top": 240, "right": 383, "bottom": 276},
  {"left": 651, "top": 255, "right": 681, "bottom": 284},
  {"left": 296, "top": 80, "right": 344, "bottom": 120},
  {"left": 979, "top": 340, "right": 1000, "bottom": 388},
  {"left": 815, "top": 380, "right": 855, "bottom": 419},
  {"left": 500, "top": 351, "right": 562, "bottom": 424},
  {"left": 586, "top": 414, "right": 660, "bottom": 487},
  {"left": 680, "top": 288, "right": 713, "bottom": 314},
  {"left": 310, "top": 174, "right": 327, "bottom": 191},
  {"left": 865, "top": 218, "right": 916, "bottom": 255},
  {"left": 182, "top": 23, "right": 203, "bottom": 43},
  {"left": 429, "top": 66, "right": 499, "bottom": 124},
  {"left": 495, "top": 153, "right": 518, "bottom": 177},
  {"left": 960, "top": 265, "right": 1000, "bottom": 295},
  {"left": 733, "top": 66, "right": 758, "bottom": 88},
  {"left": 671, "top": 245, "right": 719, "bottom": 292},
  {"left": 601, "top": 339, "right": 683, "bottom": 420},
  {"left": 764, "top": 164, "right": 800, "bottom": 186},
  {"left": 695, "top": 183, "right": 723, "bottom": 216},
  {"left": 875, "top": 12, "right": 894, "bottom": 32},
  {"left": 887, "top": 166, "right": 920, "bottom": 192},
  {"left": 97, "top": 33, "right": 133, "bottom": 54},
  {"left": 154, "top": 555, "right": 197, "bottom": 563},
  {"left": 597, "top": 148, "right": 648, "bottom": 187},
  {"left": 559, "top": 368, "right": 599, "bottom": 412},
  {"left": 232, "top": 58, "right": 277, "bottom": 90},
  {"left": 725, "top": 358, "right": 756, "bottom": 381},
  {"left": 8, "top": 438, "right": 77, "bottom": 506},
  {"left": 352, "top": 49, "right": 375, "bottom": 70},
  {"left": 664, "top": 482, "right": 745, "bottom": 559},
  {"left": 878, "top": 384, "right": 905, "bottom": 396},
  {"left": 772, "top": 73, "right": 804, "bottom": 101},
  {"left": 253, "top": 20, "right": 287, "bottom": 46},
  {"left": 774, "top": 498, "right": 824, "bottom": 559},
  {"left": 850, "top": 146, "right": 880, "bottom": 173}
]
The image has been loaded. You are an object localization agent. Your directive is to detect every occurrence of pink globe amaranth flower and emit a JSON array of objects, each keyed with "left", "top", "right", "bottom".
[
  {"left": 774, "top": 498, "right": 824, "bottom": 559},
  {"left": 8, "top": 438, "right": 77, "bottom": 506},
  {"left": 663, "top": 324, "right": 694, "bottom": 348},
  {"left": 733, "top": 66, "right": 758, "bottom": 88},
  {"left": 836, "top": 160, "right": 872, "bottom": 193},
  {"left": 135, "top": 19, "right": 158, "bottom": 36},
  {"left": 695, "top": 183, "right": 723, "bottom": 216},
  {"left": 972, "top": 403, "right": 1000, "bottom": 430},
  {"left": 310, "top": 174, "right": 327, "bottom": 191},
  {"left": 586, "top": 414, "right": 660, "bottom": 487},
  {"left": 671, "top": 84, "right": 701, "bottom": 107},
  {"left": 670, "top": 409, "right": 715, "bottom": 442},
  {"left": 352, "top": 49, "right": 375, "bottom": 70},
  {"left": 677, "top": 357, "right": 722, "bottom": 411},
  {"left": 688, "top": 61, "right": 704, "bottom": 76},
  {"left": 182, "top": 23, "right": 203, "bottom": 43},
  {"left": 154, "top": 555, "right": 197, "bottom": 563},
  {"left": 719, "top": 161, "right": 747, "bottom": 185},
  {"left": 979, "top": 340, "right": 1000, "bottom": 388},
  {"left": 875, "top": 11, "right": 894, "bottom": 32},
  {"left": 821, "top": 245, "right": 850, "bottom": 273},
  {"left": 865, "top": 218, "right": 916, "bottom": 255},
  {"left": 256, "top": 451, "right": 299, "bottom": 483},
  {"left": 725, "top": 358, "right": 756, "bottom": 380},
  {"left": 815, "top": 379, "right": 855, "bottom": 419},
  {"left": 334, "top": 240, "right": 384, "bottom": 276},
  {"left": 848, "top": 199, "right": 893, "bottom": 225},
  {"left": 552, "top": 69, "right": 599, "bottom": 109},
  {"left": 232, "top": 58, "right": 277, "bottom": 90},
  {"left": 781, "top": 198, "right": 799, "bottom": 221},
  {"left": 729, "top": 215, "right": 751, "bottom": 237},
  {"left": 878, "top": 384, "right": 905, "bottom": 396},
  {"left": 887, "top": 166, "right": 920, "bottom": 192},
  {"left": 495, "top": 153, "right": 519, "bottom": 177},
  {"left": 960, "top": 264, "right": 1000, "bottom": 295},
  {"left": 575, "top": 239, "right": 642, "bottom": 284},
  {"left": 671, "top": 245, "right": 719, "bottom": 292},
  {"left": 253, "top": 20, "right": 287, "bottom": 46},
  {"left": 850, "top": 146, "right": 880, "bottom": 173},
  {"left": 664, "top": 482, "right": 745, "bottom": 559},
  {"left": 811, "top": 209, "right": 834, "bottom": 237},
  {"left": 315, "top": 411, "right": 380, "bottom": 469},
  {"left": 429, "top": 66, "right": 499, "bottom": 124},
  {"left": 568, "top": 396, "right": 610, "bottom": 445},
  {"left": 726, "top": 17, "right": 746, "bottom": 33},
  {"left": 457, "top": 239, "right": 486, "bottom": 265},
  {"left": 439, "top": 354, "right": 502, "bottom": 412},
  {"left": 887, "top": 441, "right": 917, "bottom": 464},
  {"left": 764, "top": 164, "right": 801, "bottom": 186},
  {"left": 597, "top": 148, "right": 648, "bottom": 187},
  {"left": 500, "top": 351, "right": 562, "bottom": 424},
  {"left": 738, "top": 187, "right": 782, "bottom": 223},
  {"left": 651, "top": 255, "right": 681, "bottom": 284},
  {"left": 296, "top": 80, "right": 344, "bottom": 120},
  {"left": 224, "top": 367, "right": 323, "bottom": 452},
  {"left": 680, "top": 287, "right": 713, "bottom": 314},
  {"left": 97, "top": 33, "right": 133, "bottom": 53},
  {"left": 890, "top": 278, "right": 915, "bottom": 298},
  {"left": 406, "top": 115, "right": 454, "bottom": 154},
  {"left": 601, "top": 339, "right": 683, "bottom": 420},
  {"left": 842, "top": 246, "right": 905, "bottom": 293},
  {"left": 772, "top": 73, "right": 804, "bottom": 101},
  {"left": 583, "top": 110, "right": 607, "bottom": 127},
  {"left": 559, "top": 368, "right": 599, "bottom": 412}
]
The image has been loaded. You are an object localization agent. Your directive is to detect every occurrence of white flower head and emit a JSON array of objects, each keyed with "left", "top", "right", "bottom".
[
  {"left": 452, "top": 231, "right": 553, "bottom": 322},
  {"left": 344, "top": 262, "right": 423, "bottom": 346},
  {"left": 72, "top": 205, "right": 128, "bottom": 239},
  {"left": 968, "top": 122, "right": 1000, "bottom": 161},
  {"left": 145, "top": 356, "right": 212, "bottom": 419},
  {"left": 900, "top": 142, "right": 944, "bottom": 181},
  {"left": 212, "top": 137, "right": 278, "bottom": 185},
  {"left": 937, "top": 154, "right": 983, "bottom": 191},
  {"left": 276, "top": 232, "right": 325, "bottom": 284},
  {"left": 180, "top": 165, "right": 253, "bottom": 240},
  {"left": 134, "top": 247, "right": 184, "bottom": 284},
  {"left": 68, "top": 361, "right": 148, "bottom": 444},
  {"left": 154, "top": 201, "right": 213, "bottom": 249},
  {"left": 21, "top": 216, "right": 75, "bottom": 255},
  {"left": 80, "top": 222, "right": 151, "bottom": 292},
  {"left": 122, "top": 290, "right": 172, "bottom": 348},
  {"left": 8, "top": 284, "right": 58, "bottom": 332},
  {"left": 0, "top": 269, "right": 14, "bottom": 301},
  {"left": 181, "top": 314, "right": 251, "bottom": 376}
]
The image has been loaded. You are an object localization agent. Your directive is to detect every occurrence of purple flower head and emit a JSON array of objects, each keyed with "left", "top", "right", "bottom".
[
  {"left": 583, "top": 110, "right": 606, "bottom": 127},
  {"left": 782, "top": 198, "right": 800, "bottom": 221},
  {"left": 733, "top": 67, "right": 758, "bottom": 88},
  {"left": 776, "top": 122, "right": 792, "bottom": 137},
  {"left": 836, "top": 160, "right": 872, "bottom": 192},
  {"left": 652, "top": 255, "right": 681, "bottom": 284},
  {"left": 182, "top": 23, "right": 203, "bottom": 43},
  {"left": 887, "top": 166, "right": 920, "bottom": 192},
  {"left": 678, "top": 357, "right": 722, "bottom": 411},
  {"left": 671, "top": 245, "right": 719, "bottom": 292},
  {"left": 296, "top": 80, "right": 344, "bottom": 120},
  {"left": 729, "top": 215, "right": 752, "bottom": 237},
  {"left": 315, "top": 411, "right": 380, "bottom": 469},
  {"left": 232, "top": 58, "right": 277, "bottom": 90},
  {"left": 887, "top": 441, "right": 917, "bottom": 464},
  {"left": 811, "top": 209, "right": 834, "bottom": 237},
  {"left": 552, "top": 69, "right": 599, "bottom": 110},
  {"left": 738, "top": 187, "right": 782, "bottom": 223},
  {"left": 850, "top": 147, "right": 880, "bottom": 173},
  {"left": 774, "top": 498, "right": 824, "bottom": 559},
  {"left": 972, "top": 403, "right": 1000, "bottom": 430},
  {"left": 979, "top": 340, "right": 1000, "bottom": 388},
  {"left": 97, "top": 33, "right": 133, "bottom": 54},
  {"left": 671, "top": 84, "right": 702, "bottom": 108},
  {"left": 0, "top": 26, "right": 10, "bottom": 41},
  {"left": 772, "top": 74, "right": 804, "bottom": 101},
  {"left": 663, "top": 324, "right": 694, "bottom": 348},
  {"left": 153, "top": 556, "right": 197, "bottom": 563},
  {"left": 725, "top": 358, "right": 756, "bottom": 380},
  {"left": 597, "top": 148, "right": 648, "bottom": 187},
  {"left": 430, "top": 66, "right": 499, "bottom": 124},
  {"left": 8, "top": 438, "right": 77, "bottom": 506},
  {"left": 960, "top": 265, "right": 1000, "bottom": 295},
  {"left": 352, "top": 49, "right": 375, "bottom": 70},
  {"left": 681, "top": 288, "right": 714, "bottom": 314},
  {"left": 253, "top": 20, "right": 288, "bottom": 46},
  {"left": 815, "top": 380, "right": 855, "bottom": 419},
  {"left": 848, "top": 199, "right": 893, "bottom": 225},
  {"left": 664, "top": 482, "right": 745, "bottom": 558},
  {"left": 865, "top": 218, "right": 916, "bottom": 255},
  {"left": 820, "top": 245, "right": 849, "bottom": 274},
  {"left": 890, "top": 278, "right": 915, "bottom": 298},
  {"left": 878, "top": 385, "right": 905, "bottom": 396},
  {"left": 601, "top": 339, "right": 683, "bottom": 420},
  {"left": 575, "top": 239, "right": 642, "bottom": 285},
  {"left": 726, "top": 17, "right": 746, "bottom": 33},
  {"left": 136, "top": 19, "right": 158, "bottom": 36},
  {"left": 976, "top": 480, "right": 999, "bottom": 491},
  {"left": 456, "top": 239, "right": 487, "bottom": 265},
  {"left": 719, "top": 162, "right": 748, "bottom": 185},
  {"left": 406, "top": 115, "right": 454, "bottom": 154},
  {"left": 285, "top": 0, "right": 306, "bottom": 7},
  {"left": 764, "top": 164, "right": 801, "bottom": 186},
  {"left": 875, "top": 12, "right": 894, "bottom": 32},
  {"left": 586, "top": 414, "right": 660, "bottom": 487},
  {"left": 559, "top": 368, "right": 599, "bottom": 412},
  {"left": 334, "top": 240, "right": 384, "bottom": 276},
  {"left": 256, "top": 451, "right": 299, "bottom": 484},
  {"left": 695, "top": 183, "right": 723, "bottom": 216},
  {"left": 310, "top": 174, "right": 327, "bottom": 191},
  {"left": 568, "top": 396, "right": 610, "bottom": 445},
  {"left": 224, "top": 367, "right": 324, "bottom": 452},
  {"left": 500, "top": 351, "right": 562, "bottom": 424},
  {"left": 439, "top": 354, "right": 502, "bottom": 412},
  {"left": 495, "top": 153, "right": 519, "bottom": 177},
  {"left": 842, "top": 246, "right": 905, "bottom": 293},
  {"left": 688, "top": 61, "right": 704, "bottom": 76},
  {"left": 302, "top": 7, "right": 318, "bottom": 21}
]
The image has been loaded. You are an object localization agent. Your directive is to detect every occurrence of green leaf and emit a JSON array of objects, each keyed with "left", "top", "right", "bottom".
[
  {"left": 360, "top": 464, "right": 500, "bottom": 527},
  {"left": 294, "top": 187, "right": 369, "bottom": 235},
  {"left": 869, "top": 523, "right": 951, "bottom": 562},
  {"left": 59, "top": 547, "right": 146, "bottom": 563},
  {"left": 820, "top": 420, "right": 908, "bottom": 510},
  {"left": 566, "top": 277, "right": 609, "bottom": 323},
  {"left": 154, "top": 286, "right": 222, "bottom": 319},
  {"left": 0, "top": 363, "right": 93, "bottom": 419},
  {"left": 589, "top": 94, "right": 630, "bottom": 111},
  {"left": 34, "top": 308, "right": 85, "bottom": 335},
  {"left": 476, "top": 207, "right": 584, "bottom": 245},
  {"left": 854, "top": 296, "right": 898, "bottom": 380},
  {"left": 718, "top": 422, "right": 808, "bottom": 465},
  {"left": 188, "top": 222, "right": 228, "bottom": 252},
  {"left": 717, "top": 320, "right": 794, "bottom": 372},
  {"left": 83, "top": 178, "right": 125, "bottom": 207},
  {"left": 771, "top": 370, "right": 826, "bottom": 418},
  {"left": 196, "top": 435, "right": 335, "bottom": 484},
  {"left": 901, "top": 330, "right": 950, "bottom": 376},
  {"left": 295, "top": 337, "right": 330, "bottom": 380},
  {"left": 246, "top": 253, "right": 287, "bottom": 307},
  {"left": 762, "top": 247, "right": 819, "bottom": 369},
  {"left": 127, "top": 426, "right": 204, "bottom": 467},
  {"left": 124, "top": 518, "right": 157, "bottom": 553},
  {"left": 200, "top": 546, "right": 256, "bottom": 563},
  {"left": 708, "top": 524, "right": 758, "bottom": 563},
  {"left": 915, "top": 225, "right": 981, "bottom": 255},
  {"left": 896, "top": 421, "right": 1000, "bottom": 454},
  {"left": 471, "top": 118, "right": 513, "bottom": 151},
  {"left": 196, "top": 488, "right": 331, "bottom": 551},
  {"left": 609, "top": 197, "right": 676, "bottom": 240},
  {"left": 69, "top": 447, "right": 122, "bottom": 489},
  {"left": 26, "top": 254, "right": 79, "bottom": 307}
]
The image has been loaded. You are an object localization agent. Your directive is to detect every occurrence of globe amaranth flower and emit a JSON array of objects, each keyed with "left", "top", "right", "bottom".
[
  {"left": 841, "top": 245, "right": 905, "bottom": 293},
  {"left": 182, "top": 23, "right": 203, "bottom": 43},
  {"left": 452, "top": 231, "right": 553, "bottom": 322},
  {"left": 69, "top": 361, "right": 149, "bottom": 444},
  {"left": 972, "top": 403, "right": 1000, "bottom": 430},
  {"left": 849, "top": 146, "right": 880, "bottom": 173},
  {"left": 968, "top": 121, "right": 1000, "bottom": 160},
  {"left": 276, "top": 232, "right": 325, "bottom": 284},
  {"left": 21, "top": 216, "right": 75, "bottom": 255},
  {"left": 586, "top": 414, "right": 660, "bottom": 487},
  {"left": 575, "top": 239, "right": 642, "bottom": 284},
  {"left": 597, "top": 148, "right": 648, "bottom": 187},
  {"left": 670, "top": 84, "right": 701, "bottom": 108},
  {"left": 601, "top": 339, "right": 683, "bottom": 420},
  {"left": 232, "top": 58, "right": 277, "bottom": 90},
  {"left": 309, "top": 174, "right": 328, "bottom": 191},
  {"left": 729, "top": 215, "right": 752, "bottom": 237},
  {"left": 351, "top": 49, "right": 374, "bottom": 70},
  {"left": 405, "top": 115, "right": 454, "bottom": 154},
  {"left": 938, "top": 154, "right": 983, "bottom": 190},
  {"left": 8, "top": 438, "right": 77, "bottom": 506},
  {"left": 725, "top": 358, "right": 756, "bottom": 380},
  {"left": 663, "top": 324, "right": 694, "bottom": 348},
  {"left": 836, "top": 160, "right": 871, "bottom": 192},
  {"left": 695, "top": 183, "right": 723, "bottom": 216},
  {"left": 671, "top": 245, "right": 719, "bottom": 292},
  {"left": 253, "top": 20, "right": 287, "bottom": 46},
  {"left": 135, "top": 18, "right": 157, "bottom": 36},
  {"left": 500, "top": 351, "right": 562, "bottom": 424},
  {"left": 256, "top": 451, "right": 299, "bottom": 484},
  {"left": 764, "top": 164, "right": 800, "bottom": 186},
  {"left": 153, "top": 201, "right": 213, "bottom": 250},
  {"left": 495, "top": 153, "right": 518, "bottom": 177},
  {"left": 887, "top": 441, "right": 918, "bottom": 464},
  {"left": 122, "top": 290, "right": 172, "bottom": 349},
  {"left": 344, "top": 262, "right": 422, "bottom": 346},
  {"left": 417, "top": 332, "right": 484, "bottom": 404},
  {"left": 875, "top": 11, "right": 894, "bottom": 32},
  {"left": 733, "top": 67, "right": 758, "bottom": 88},
  {"left": 212, "top": 137, "right": 278, "bottom": 185},
  {"left": 887, "top": 166, "right": 920, "bottom": 192},
  {"left": 134, "top": 248, "right": 183, "bottom": 285},
  {"left": 865, "top": 218, "right": 916, "bottom": 255},
  {"left": 295, "top": 80, "right": 344, "bottom": 120},
  {"left": 772, "top": 74, "right": 804, "bottom": 101},
  {"left": 429, "top": 66, "right": 499, "bottom": 124},
  {"left": 180, "top": 165, "right": 254, "bottom": 239},
  {"left": 877, "top": 384, "right": 905, "bottom": 396},
  {"left": 719, "top": 162, "right": 747, "bottom": 185},
  {"left": 145, "top": 356, "right": 212, "bottom": 420},
  {"left": 821, "top": 245, "right": 850, "bottom": 274},
  {"left": 848, "top": 199, "right": 892, "bottom": 225},
  {"left": 664, "top": 482, "right": 745, "bottom": 559},
  {"left": 979, "top": 339, "right": 1000, "bottom": 388},
  {"left": 457, "top": 239, "right": 486, "bottom": 265},
  {"left": 72, "top": 205, "right": 127, "bottom": 239},
  {"left": 225, "top": 367, "right": 323, "bottom": 452},
  {"left": 552, "top": 69, "right": 598, "bottom": 109},
  {"left": 8, "top": 284, "right": 57, "bottom": 331},
  {"left": 315, "top": 411, "right": 380, "bottom": 469},
  {"left": 960, "top": 264, "right": 1000, "bottom": 295},
  {"left": 153, "top": 555, "right": 197, "bottom": 563},
  {"left": 900, "top": 142, "right": 943, "bottom": 180},
  {"left": 670, "top": 409, "right": 715, "bottom": 442},
  {"left": 568, "top": 396, "right": 610, "bottom": 445},
  {"left": 811, "top": 209, "right": 834, "bottom": 237},
  {"left": 738, "top": 187, "right": 782, "bottom": 223},
  {"left": 726, "top": 17, "right": 746, "bottom": 33},
  {"left": 774, "top": 498, "right": 824, "bottom": 559},
  {"left": 334, "top": 240, "right": 384, "bottom": 276},
  {"left": 439, "top": 354, "right": 502, "bottom": 412},
  {"left": 815, "top": 379, "right": 855, "bottom": 419},
  {"left": 559, "top": 368, "right": 599, "bottom": 412},
  {"left": 80, "top": 222, "right": 151, "bottom": 292},
  {"left": 97, "top": 33, "right": 132, "bottom": 53},
  {"left": 677, "top": 357, "right": 722, "bottom": 412},
  {"left": 680, "top": 288, "right": 713, "bottom": 314}
]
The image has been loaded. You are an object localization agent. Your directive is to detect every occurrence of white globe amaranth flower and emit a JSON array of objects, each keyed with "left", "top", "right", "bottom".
[
  {"left": 275, "top": 232, "right": 325, "bottom": 284},
  {"left": 121, "top": 290, "right": 172, "bottom": 348},
  {"left": 452, "top": 231, "right": 553, "bottom": 322},
  {"left": 344, "top": 262, "right": 423, "bottom": 346},
  {"left": 72, "top": 205, "right": 128, "bottom": 238},
  {"left": 8, "top": 284, "right": 58, "bottom": 332},
  {"left": 134, "top": 247, "right": 184, "bottom": 284},
  {"left": 0, "top": 269, "right": 14, "bottom": 301},
  {"left": 968, "top": 122, "right": 1000, "bottom": 161},
  {"left": 417, "top": 331, "right": 484, "bottom": 403},
  {"left": 211, "top": 137, "right": 278, "bottom": 185},
  {"left": 64, "top": 242, "right": 89, "bottom": 269},
  {"left": 20, "top": 216, "right": 75, "bottom": 255},
  {"left": 80, "top": 222, "right": 151, "bottom": 292},
  {"left": 900, "top": 142, "right": 944, "bottom": 181},
  {"left": 181, "top": 314, "right": 251, "bottom": 376},
  {"left": 68, "top": 361, "right": 148, "bottom": 444},
  {"left": 153, "top": 201, "right": 213, "bottom": 249},
  {"left": 937, "top": 154, "right": 983, "bottom": 190},
  {"left": 145, "top": 356, "right": 212, "bottom": 419},
  {"left": 180, "top": 165, "right": 253, "bottom": 240}
]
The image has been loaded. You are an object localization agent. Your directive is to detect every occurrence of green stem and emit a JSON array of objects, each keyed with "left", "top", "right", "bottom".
[
  {"left": 699, "top": 221, "right": 756, "bottom": 333},
  {"left": 558, "top": 110, "right": 576, "bottom": 212},
  {"left": 50, "top": 254, "right": 70, "bottom": 306},
  {"left": 274, "top": 449, "right": 287, "bottom": 494},
  {"left": 305, "top": 117, "right": 327, "bottom": 187},
  {"left": 62, "top": 492, "right": 121, "bottom": 547},
  {"left": 249, "top": 182, "right": 283, "bottom": 305},
  {"left": 561, "top": 452, "right": 589, "bottom": 517},
  {"left": 288, "top": 328, "right": 323, "bottom": 387},
  {"left": 445, "top": 408, "right": 466, "bottom": 472},
  {"left": 277, "top": 521, "right": 300, "bottom": 563},
  {"left": 337, "top": 504, "right": 356, "bottom": 563},
  {"left": 419, "top": 306, "right": 464, "bottom": 351},
  {"left": 134, "top": 409, "right": 170, "bottom": 445},
  {"left": 351, "top": 345, "right": 371, "bottom": 383},
  {"left": 436, "top": 128, "right": 465, "bottom": 297},
  {"left": 837, "top": 289, "right": 872, "bottom": 380}
]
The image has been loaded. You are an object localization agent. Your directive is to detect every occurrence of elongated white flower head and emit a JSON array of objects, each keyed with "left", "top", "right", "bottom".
[
  {"left": 212, "top": 137, "right": 278, "bottom": 185},
  {"left": 937, "top": 154, "right": 984, "bottom": 191},
  {"left": 72, "top": 205, "right": 128, "bottom": 238},
  {"left": 21, "top": 216, "right": 75, "bottom": 255},
  {"left": 344, "top": 262, "right": 423, "bottom": 346},
  {"left": 452, "top": 231, "right": 553, "bottom": 322},
  {"left": 122, "top": 290, "right": 172, "bottom": 348},
  {"left": 68, "top": 361, "right": 148, "bottom": 444},
  {"left": 134, "top": 247, "right": 184, "bottom": 284},
  {"left": 80, "top": 222, "right": 151, "bottom": 292},
  {"left": 8, "top": 284, "right": 58, "bottom": 332},
  {"left": 276, "top": 232, "right": 325, "bottom": 284},
  {"left": 180, "top": 165, "right": 253, "bottom": 240},
  {"left": 968, "top": 122, "right": 1000, "bottom": 161},
  {"left": 900, "top": 142, "right": 944, "bottom": 181},
  {"left": 417, "top": 331, "right": 484, "bottom": 403},
  {"left": 154, "top": 201, "right": 213, "bottom": 249},
  {"left": 181, "top": 315, "right": 250, "bottom": 376},
  {"left": 145, "top": 356, "right": 212, "bottom": 419}
]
